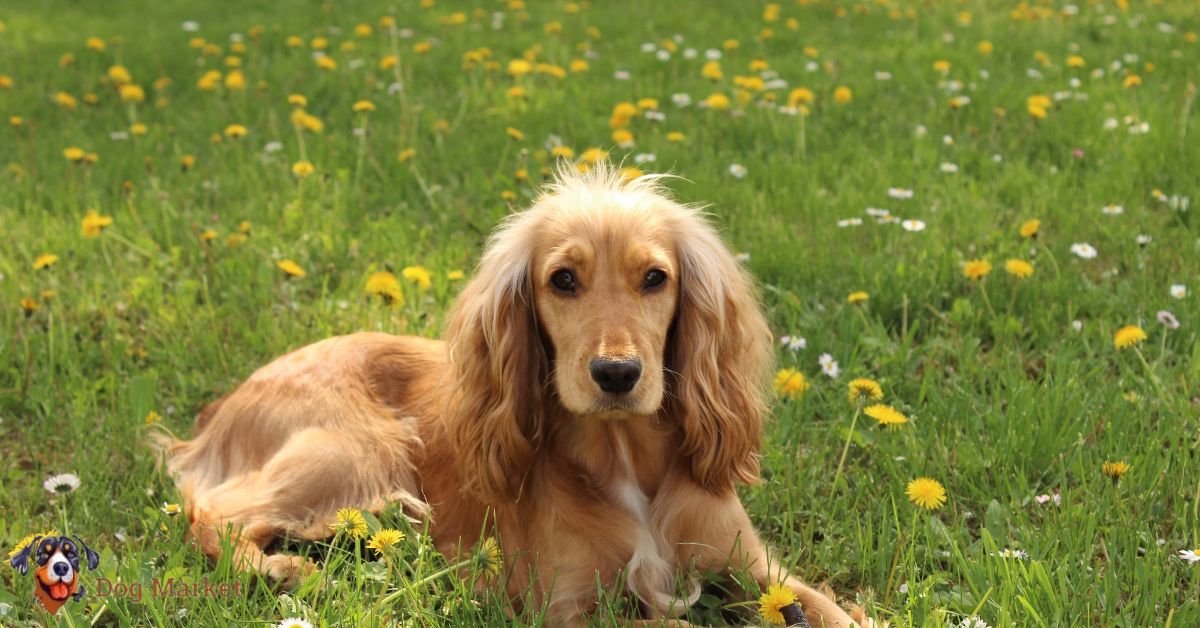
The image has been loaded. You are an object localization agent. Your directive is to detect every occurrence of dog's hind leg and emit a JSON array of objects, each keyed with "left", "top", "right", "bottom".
[{"left": 186, "top": 422, "right": 426, "bottom": 587}]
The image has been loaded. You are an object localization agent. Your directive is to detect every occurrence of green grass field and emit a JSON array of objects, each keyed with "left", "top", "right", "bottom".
[{"left": 2, "top": 0, "right": 1199, "bottom": 625}]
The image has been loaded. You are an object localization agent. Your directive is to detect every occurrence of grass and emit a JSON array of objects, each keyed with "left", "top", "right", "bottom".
[{"left": 1, "top": 0, "right": 1198, "bottom": 625}]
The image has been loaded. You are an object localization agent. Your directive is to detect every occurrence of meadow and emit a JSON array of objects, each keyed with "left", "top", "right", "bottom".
[{"left": 1, "top": 0, "right": 1198, "bottom": 625}]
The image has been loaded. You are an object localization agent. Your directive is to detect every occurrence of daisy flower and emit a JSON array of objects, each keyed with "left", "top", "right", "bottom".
[
  {"left": 1178, "top": 549, "right": 1200, "bottom": 564},
  {"left": 728, "top": 164, "right": 747, "bottom": 178},
  {"left": 277, "top": 618, "right": 313, "bottom": 628},
  {"left": 993, "top": 548, "right": 1029, "bottom": 559},
  {"left": 818, "top": 353, "right": 839, "bottom": 378},
  {"left": 779, "top": 336, "right": 806, "bottom": 351},
  {"left": 901, "top": 219, "right": 926, "bottom": 232},
  {"left": 1101, "top": 204, "right": 1124, "bottom": 215},
  {"left": 757, "top": 583, "right": 797, "bottom": 625},
  {"left": 161, "top": 502, "right": 182, "bottom": 515},
  {"left": 1070, "top": 243, "right": 1098, "bottom": 259},
  {"left": 1113, "top": 325, "right": 1147, "bottom": 349},
  {"left": 44, "top": 473, "right": 81, "bottom": 494},
  {"left": 887, "top": 187, "right": 914, "bottom": 199},
  {"left": 1170, "top": 284, "right": 1187, "bottom": 299},
  {"left": 836, "top": 218, "right": 863, "bottom": 227},
  {"left": 906, "top": 477, "right": 947, "bottom": 510}
]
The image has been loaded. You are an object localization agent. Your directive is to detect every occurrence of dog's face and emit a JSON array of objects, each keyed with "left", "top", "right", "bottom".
[{"left": 532, "top": 212, "right": 679, "bottom": 418}]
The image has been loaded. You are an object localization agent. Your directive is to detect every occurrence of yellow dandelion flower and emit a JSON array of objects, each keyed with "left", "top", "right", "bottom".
[
  {"left": 906, "top": 477, "right": 947, "bottom": 510},
  {"left": 181, "top": 155, "right": 196, "bottom": 171},
  {"left": 224, "top": 124, "right": 248, "bottom": 139},
  {"left": 702, "top": 93, "right": 731, "bottom": 110},
  {"left": 788, "top": 87, "right": 815, "bottom": 108},
  {"left": 81, "top": 209, "right": 113, "bottom": 238},
  {"left": 758, "top": 583, "right": 797, "bottom": 625},
  {"left": 1005, "top": 259, "right": 1034, "bottom": 279},
  {"left": 1113, "top": 325, "right": 1147, "bottom": 349},
  {"left": 107, "top": 65, "right": 132, "bottom": 84},
  {"left": 963, "top": 259, "right": 992, "bottom": 280},
  {"left": 666, "top": 131, "right": 686, "bottom": 142},
  {"left": 276, "top": 259, "right": 306, "bottom": 278},
  {"left": 200, "top": 229, "right": 218, "bottom": 242},
  {"left": 978, "top": 40, "right": 994, "bottom": 55},
  {"left": 402, "top": 266, "right": 432, "bottom": 289},
  {"left": 848, "top": 378, "right": 883, "bottom": 405},
  {"left": 145, "top": 410, "right": 163, "bottom": 425},
  {"left": 1123, "top": 74, "right": 1142, "bottom": 88},
  {"left": 506, "top": 127, "right": 525, "bottom": 141},
  {"left": 864, "top": 403, "right": 907, "bottom": 426},
  {"left": 507, "top": 59, "right": 532, "bottom": 77},
  {"left": 365, "top": 271, "right": 404, "bottom": 305},
  {"left": 291, "top": 160, "right": 315, "bottom": 178},
  {"left": 847, "top": 291, "right": 869, "bottom": 304},
  {"left": 1101, "top": 461, "right": 1130, "bottom": 481},
  {"left": 367, "top": 528, "right": 406, "bottom": 556},
  {"left": 569, "top": 58, "right": 589, "bottom": 72},
  {"left": 474, "top": 537, "right": 503, "bottom": 580},
  {"left": 9, "top": 531, "right": 59, "bottom": 559},
  {"left": 773, "top": 368, "right": 808, "bottom": 400},
  {"left": 1066, "top": 55, "right": 1086, "bottom": 68},
  {"left": 55, "top": 91, "right": 78, "bottom": 109},
  {"left": 447, "top": 270, "right": 465, "bottom": 281},
  {"left": 86, "top": 36, "right": 106, "bottom": 51},
  {"left": 833, "top": 86, "right": 853, "bottom": 104},
  {"left": 130, "top": 123, "right": 148, "bottom": 135},
  {"left": 63, "top": 147, "right": 86, "bottom": 162},
  {"left": 330, "top": 507, "right": 368, "bottom": 539},
  {"left": 353, "top": 100, "right": 376, "bottom": 112},
  {"left": 316, "top": 56, "right": 337, "bottom": 71},
  {"left": 20, "top": 297, "right": 39, "bottom": 314},
  {"left": 288, "top": 94, "right": 308, "bottom": 107},
  {"left": 1019, "top": 219, "right": 1040, "bottom": 238},
  {"left": 551, "top": 145, "right": 575, "bottom": 159},
  {"left": 34, "top": 253, "right": 59, "bottom": 270},
  {"left": 223, "top": 71, "right": 246, "bottom": 91},
  {"left": 227, "top": 233, "right": 247, "bottom": 248},
  {"left": 701, "top": 60, "right": 723, "bottom": 81},
  {"left": 397, "top": 148, "right": 417, "bottom": 162}
]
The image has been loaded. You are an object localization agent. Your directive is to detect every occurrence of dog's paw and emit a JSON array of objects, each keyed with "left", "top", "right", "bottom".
[{"left": 263, "top": 554, "right": 317, "bottom": 588}]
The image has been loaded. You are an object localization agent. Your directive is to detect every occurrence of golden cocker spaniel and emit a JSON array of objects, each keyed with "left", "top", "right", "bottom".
[{"left": 158, "top": 165, "right": 861, "bottom": 626}]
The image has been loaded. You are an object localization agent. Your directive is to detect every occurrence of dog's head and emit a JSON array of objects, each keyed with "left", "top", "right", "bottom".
[
  {"left": 10, "top": 534, "right": 100, "bottom": 613},
  {"left": 445, "top": 165, "right": 772, "bottom": 502}
]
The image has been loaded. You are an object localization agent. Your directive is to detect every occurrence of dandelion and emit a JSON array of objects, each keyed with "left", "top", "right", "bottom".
[
  {"left": 447, "top": 270, "right": 465, "bottom": 281},
  {"left": 848, "top": 378, "right": 883, "bottom": 405},
  {"left": 55, "top": 91, "right": 78, "bottom": 109},
  {"left": 291, "top": 161, "right": 315, "bottom": 178},
  {"left": 366, "top": 529, "right": 406, "bottom": 556},
  {"left": 963, "top": 259, "right": 992, "bottom": 280},
  {"left": 224, "top": 124, "right": 248, "bottom": 139},
  {"left": 365, "top": 271, "right": 403, "bottom": 305},
  {"left": 1101, "top": 461, "right": 1130, "bottom": 481},
  {"left": 1005, "top": 259, "right": 1034, "bottom": 278},
  {"left": 64, "top": 147, "right": 86, "bottom": 162},
  {"left": 773, "top": 368, "right": 808, "bottom": 400},
  {"left": 353, "top": 100, "right": 376, "bottom": 113},
  {"left": 330, "top": 507, "right": 368, "bottom": 539},
  {"left": 1020, "top": 219, "right": 1040, "bottom": 238},
  {"left": 43, "top": 473, "right": 81, "bottom": 494},
  {"left": 80, "top": 209, "right": 113, "bottom": 238},
  {"left": 276, "top": 259, "right": 307, "bottom": 278},
  {"left": 505, "top": 127, "right": 525, "bottom": 141},
  {"left": 865, "top": 403, "right": 907, "bottom": 426},
  {"left": 702, "top": 93, "right": 731, "bottom": 110},
  {"left": 1177, "top": 549, "right": 1200, "bottom": 564},
  {"left": 34, "top": 253, "right": 59, "bottom": 270},
  {"left": 833, "top": 86, "right": 853, "bottom": 104},
  {"left": 847, "top": 291, "right": 869, "bottom": 304},
  {"left": 758, "top": 583, "right": 797, "bottom": 625},
  {"left": 402, "top": 266, "right": 432, "bottom": 289},
  {"left": 906, "top": 477, "right": 947, "bottom": 510},
  {"left": 277, "top": 619, "right": 313, "bottom": 628},
  {"left": 145, "top": 410, "right": 163, "bottom": 425},
  {"left": 9, "top": 531, "right": 60, "bottom": 559},
  {"left": 161, "top": 502, "right": 182, "bottom": 516},
  {"left": 474, "top": 537, "right": 503, "bottom": 580},
  {"left": 20, "top": 297, "right": 39, "bottom": 314},
  {"left": 1113, "top": 325, "right": 1147, "bottom": 349}
]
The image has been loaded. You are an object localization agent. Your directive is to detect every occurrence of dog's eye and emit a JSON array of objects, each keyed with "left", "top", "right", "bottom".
[
  {"left": 550, "top": 270, "right": 576, "bottom": 294},
  {"left": 643, "top": 269, "right": 667, "bottom": 290}
]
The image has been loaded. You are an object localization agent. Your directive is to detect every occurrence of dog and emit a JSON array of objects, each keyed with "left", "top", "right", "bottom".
[
  {"left": 10, "top": 535, "right": 100, "bottom": 615},
  {"left": 156, "top": 165, "right": 861, "bottom": 626}
]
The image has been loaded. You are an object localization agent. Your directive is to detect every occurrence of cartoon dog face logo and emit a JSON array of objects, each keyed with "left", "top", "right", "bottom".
[{"left": 9, "top": 535, "right": 100, "bottom": 615}]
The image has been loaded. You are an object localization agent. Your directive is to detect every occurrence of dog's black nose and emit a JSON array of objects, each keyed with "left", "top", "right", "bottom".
[
  {"left": 589, "top": 358, "right": 642, "bottom": 394},
  {"left": 53, "top": 562, "right": 70, "bottom": 576}
]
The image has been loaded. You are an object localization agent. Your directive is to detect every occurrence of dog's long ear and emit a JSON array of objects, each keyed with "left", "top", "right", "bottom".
[
  {"left": 667, "top": 210, "right": 772, "bottom": 494},
  {"left": 9, "top": 536, "right": 41, "bottom": 575},
  {"left": 444, "top": 213, "right": 547, "bottom": 504},
  {"left": 73, "top": 536, "right": 100, "bottom": 571}
]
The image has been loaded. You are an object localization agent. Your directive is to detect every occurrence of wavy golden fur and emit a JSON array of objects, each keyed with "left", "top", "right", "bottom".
[{"left": 156, "top": 165, "right": 861, "bottom": 626}]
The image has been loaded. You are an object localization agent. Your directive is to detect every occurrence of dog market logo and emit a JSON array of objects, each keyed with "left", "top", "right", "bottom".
[{"left": 8, "top": 531, "right": 100, "bottom": 615}]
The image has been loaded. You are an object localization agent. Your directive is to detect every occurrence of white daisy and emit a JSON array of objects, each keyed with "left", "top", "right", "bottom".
[
  {"left": 956, "top": 617, "right": 991, "bottom": 628},
  {"left": 671, "top": 93, "right": 692, "bottom": 107},
  {"left": 161, "top": 502, "right": 182, "bottom": 516},
  {"left": 633, "top": 153, "right": 656, "bottom": 164},
  {"left": 704, "top": 48, "right": 721, "bottom": 60},
  {"left": 277, "top": 619, "right": 313, "bottom": 628},
  {"left": 993, "top": 548, "right": 1029, "bottom": 559},
  {"left": 728, "top": 164, "right": 747, "bottom": 179},
  {"left": 779, "top": 336, "right": 807, "bottom": 351},
  {"left": 1101, "top": 204, "right": 1124, "bottom": 215},
  {"left": 1136, "top": 234, "right": 1151, "bottom": 246},
  {"left": 655, "top": 50, "right": 671, "bottom": 62},
  {"left": 902, "top": 220, "right": 926, "bottom": 232},
  {"left": 887, "top": 187, "right": 914, "bottom": 199},
  {"left": 682, "top": 48, "right": 698, "bottom": 59},
  {"left": 1178, "top": 549, "right": 1200, "bottom": 564},
  {"left": 836, "top": 218, "right": 863, "bottom": 227},
  {"left": 1072, "top": 320, "right": 1083, "bottom": 332},
  {"left": 640, "top": 42, "right": 657, "bottom": 53},
  {"left": 1070, "top": 243, "right": 1098, "bottom": 259},
  {"left": 44, "top": 473, "right": 81, "bottom": 494},
  {"left": 865, "top": 207, "right": 891, "bottom": 217},
  {"left": 1170, "top": 284, "right": 1187, "bottom": 299},
  {"left": 818, "top": 353, "right": 839, "bottom": 378},
  {"left": 181, "top": 20, "right": 200, "bottom": 32},
  {"left": 613, "top": 70, "right": 631, "bottom": 80}
]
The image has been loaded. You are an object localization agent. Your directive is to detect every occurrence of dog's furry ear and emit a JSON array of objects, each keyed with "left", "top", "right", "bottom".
[
  {"left": 9, "top": 536, "right": 41, "bottom": 576},
  {"left": 444, "top": 214, "right": 547, "bottom": 504},
  {"left": 73, "top": 536, "right": 100, "bottom": 571},
  {"left": 666, "top": 210, "right": 772, "bottom": 494}
]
